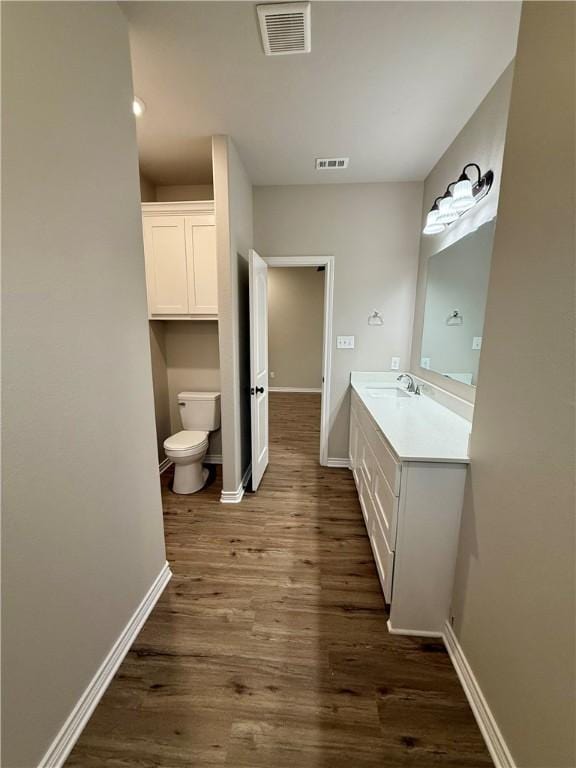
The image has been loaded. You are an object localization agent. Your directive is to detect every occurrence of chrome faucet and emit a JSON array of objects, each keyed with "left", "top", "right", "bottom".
[{"left": 397, "top": 373, "right": 421, "bottom": 395}]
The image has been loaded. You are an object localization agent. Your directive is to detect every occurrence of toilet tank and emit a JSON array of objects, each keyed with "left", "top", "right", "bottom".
[{"left": 178, "top": 391, "right": 221, "bottom": 431}]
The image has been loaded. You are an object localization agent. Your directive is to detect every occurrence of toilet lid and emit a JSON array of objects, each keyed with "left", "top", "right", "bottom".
[{"left": 164, "top": 430, "right": 209, "bottom": 452}]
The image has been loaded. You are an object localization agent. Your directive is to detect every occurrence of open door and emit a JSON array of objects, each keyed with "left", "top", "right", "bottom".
[{"left": 249, "top": 249, "right": 269, "bottom": 490}]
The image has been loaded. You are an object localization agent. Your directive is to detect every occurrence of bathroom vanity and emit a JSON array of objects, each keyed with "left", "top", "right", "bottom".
[{"left": 349, "top": 372, "right": 471, "bottom": 636}]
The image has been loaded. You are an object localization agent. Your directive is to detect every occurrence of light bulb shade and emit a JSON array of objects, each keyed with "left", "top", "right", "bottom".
[
  {"left": 133, "top": 97, "right": 146, "bottom": 117},
  {"left": 436, "top": 195, "right": 459, "bottom": 224},
  {"left": 422, "top": 208, "right": 445, "bottom": 235},
  {"left": 452, "top": 178, "right": 475, "bottom": 212}
]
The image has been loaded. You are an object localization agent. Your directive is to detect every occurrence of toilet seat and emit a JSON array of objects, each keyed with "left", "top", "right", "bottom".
[{"left": 164, "top": 430, "right": 209, "bottom": 457}]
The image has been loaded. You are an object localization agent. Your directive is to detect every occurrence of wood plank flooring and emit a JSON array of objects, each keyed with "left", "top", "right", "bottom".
[{"left": 67, "top": 392, "right": 492, "bottom": 767}]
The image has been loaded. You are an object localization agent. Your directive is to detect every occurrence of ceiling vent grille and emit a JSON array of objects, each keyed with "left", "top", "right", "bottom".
[
  {"left": 315, "top": 157, "right": 350, "bottom": 170},
  {"left": 257, "top": 2, "right": 311, "bottom": 56}
]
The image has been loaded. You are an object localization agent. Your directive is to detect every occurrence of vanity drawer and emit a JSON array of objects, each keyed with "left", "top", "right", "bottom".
[
  {"left": 352, "top": 462, "right": 361, "bottom": 489},
  {"left": 372, "top": 462, "right": 398, "bottom": 549},
  {"left": 370, "top": 513, "right": 395, "bottom": 603},
  {"left": 367, "top": 425, "right": 402, "bottom": 497},
  {"left": 356, "top": 396, "right": 374, "bottom": 437},
  {"left": 357, "top": 470, "right": 375, "bottom": 533},
  {"left": 358, "top": 427, "right": 375, "bottom": 491}
]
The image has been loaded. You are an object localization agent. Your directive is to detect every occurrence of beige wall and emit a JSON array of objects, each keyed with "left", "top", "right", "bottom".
[
  {"left": 140, "top": 172, "right": 156, "bottom": 202},
  {"left": 156, "top": 184, "right": 214, "bottom": 201},
  {"left": 164, "top": 322, "right": 222, "bottom": 457},
  {"left": 149, "top": 321, "right": 171, "bottom": 458},
  {"left": 450, "top": 4, "right": 575, "bottom": 766},
  {"left": 213, "top": 136, "right": 254, "bottom": 494},
  {"left": 411, "top": 64, "right": 515, "bottom": 402},
  {"left": 268, "top": 267, "right": 324, "bottom": 389},
  {"left": 2, "top": 4, "right": 167, "bottom": 766},
  {"left": 254, "top": 182, "right": 423, "bottom": 459}
]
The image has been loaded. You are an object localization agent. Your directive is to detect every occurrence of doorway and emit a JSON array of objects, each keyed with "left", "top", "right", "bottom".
[{"left": 264, "top": 256, "right": 334, "bottom": 467}]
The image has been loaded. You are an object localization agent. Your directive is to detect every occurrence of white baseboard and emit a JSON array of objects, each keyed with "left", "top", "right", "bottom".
[
  {"left": 38, "top": 562, "right": 172, "bottom": 768},
  {"left": 220, "top": 462, "right": 252, "bottom": 504},
  {"left": 326, "top": 457, "right": 350, "bottom": 468},
  {"left": 220, "top": 484, "right": 244, "bottom": 504},
  {"left": 269, "top": 387, "right": 322, "bottom": 393},
  {"left": 159, "top": 458, "right": 172, "bottom": 474},
  {"left": 443, "top": 621, "right": 516, "bottom": 768},
  {"left": 387, "top": 619, "right": 443, "bottom": 638}
]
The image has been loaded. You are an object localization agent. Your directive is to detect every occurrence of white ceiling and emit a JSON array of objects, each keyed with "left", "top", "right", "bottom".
[{"left": 125, "top": 1, "right": 520, "bottom": 186}]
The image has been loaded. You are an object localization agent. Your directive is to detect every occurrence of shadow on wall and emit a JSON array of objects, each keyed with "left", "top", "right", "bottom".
[
  {"left": 448, "top": 470, "right": 479, "bottom": 631},
  {"left": 329, "top": 383, "right": 352, "bottom": 459}
]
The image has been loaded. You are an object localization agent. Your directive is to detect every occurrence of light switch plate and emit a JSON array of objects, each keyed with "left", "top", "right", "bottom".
[
  {"left": 337, "top": 335, "right": 355, "bottom": 349},
  {"left": 390, "top": 357, "right": 400, "bottom": 370},
  {"left": 472, "top": 336, "right": 482, "bottom": 350}
]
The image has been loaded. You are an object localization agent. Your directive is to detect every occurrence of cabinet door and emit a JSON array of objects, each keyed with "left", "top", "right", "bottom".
[
  {"left": 143, "top": 216, "right": 189, "bottom": 315},
  {"left": 372, "top": 463, "right": 399, "bottom": 550},
  {"left": 371, "top": 512, "right": 395, "bottom": 603},
  {"left": 359, "top": 429, "right": 375, "bottom": 492},
  {"left": 358, "top": 472, "right": 374, "bottom": 533},
  {"left": 186, "top": 222, "right": 218, "bottom": 315}
]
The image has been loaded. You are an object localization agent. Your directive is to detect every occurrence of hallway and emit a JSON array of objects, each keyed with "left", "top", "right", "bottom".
[{"left": 67, "top": 393, "right": 491, "bottom": 767}]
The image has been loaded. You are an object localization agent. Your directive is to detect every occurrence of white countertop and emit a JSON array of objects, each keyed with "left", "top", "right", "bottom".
[{"left": 351, "top": 372, "right": 471, "bottom": 464}]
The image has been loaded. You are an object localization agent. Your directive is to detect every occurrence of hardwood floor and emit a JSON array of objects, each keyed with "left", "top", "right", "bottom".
[{"left": 67, "top": 392, "right": 491, "bottom": 767}]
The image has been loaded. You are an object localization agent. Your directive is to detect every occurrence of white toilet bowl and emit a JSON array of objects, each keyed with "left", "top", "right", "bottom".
[
  {"left": 164, "top": 391, "right": 220, "bottom": 495},
  {"left": 164, "top": 430, "right": 210, "bottom": 494}
]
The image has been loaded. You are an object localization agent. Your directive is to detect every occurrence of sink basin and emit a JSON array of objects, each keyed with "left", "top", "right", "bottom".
[{"left": 366, "top": 386, "right": 411, "bottom": 399}]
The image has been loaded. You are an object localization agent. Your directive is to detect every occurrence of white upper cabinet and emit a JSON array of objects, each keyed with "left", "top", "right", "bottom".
[
  {"left": 143, "top": 216, "right": 189, "bottom": 315},
  {"left": 142, "top": 201, "right": 218, "bottom": 319},
  {"left": 187, "top": 220, "right": 218, "bottom": 315}
]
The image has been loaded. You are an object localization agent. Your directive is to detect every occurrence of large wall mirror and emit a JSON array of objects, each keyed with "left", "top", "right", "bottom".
[{"left": 421, "top": 220, "right": 495, "bottom": 386}]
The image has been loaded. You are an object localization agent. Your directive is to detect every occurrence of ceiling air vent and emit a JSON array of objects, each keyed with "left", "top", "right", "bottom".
[
  {"left": 257, "top": 2, "right": 311, "bottom": 56},
  {"left": 315, "top": 157, "right": 350, "bottom": 170}
]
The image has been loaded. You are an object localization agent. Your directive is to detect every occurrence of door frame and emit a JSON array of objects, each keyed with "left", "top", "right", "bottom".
[{"left": 264, "top": 255, "right": 334, "bottom": 467}]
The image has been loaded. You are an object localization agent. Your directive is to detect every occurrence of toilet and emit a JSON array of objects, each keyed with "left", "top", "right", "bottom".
[{"left": 164, "top": 391, "right": 221, "bottom": 494}]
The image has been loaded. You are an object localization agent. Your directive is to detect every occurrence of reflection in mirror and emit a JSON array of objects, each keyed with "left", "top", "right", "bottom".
[{"left": 421, "top": 220, "right": 495, "bottom": 387}]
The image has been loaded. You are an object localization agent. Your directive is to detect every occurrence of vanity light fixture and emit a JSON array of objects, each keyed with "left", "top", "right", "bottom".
[
  {"left": 423, "top": 163, "right": 494, "bottom": 235},
  {"left": 422, "top": 198, "right": 445, "bottom": 235},
  {"left": 452, "top": 175, "right": 474, "bottom": 212},
  {"left": 436, "top": 185, "right": 459, "bottom": 225}
]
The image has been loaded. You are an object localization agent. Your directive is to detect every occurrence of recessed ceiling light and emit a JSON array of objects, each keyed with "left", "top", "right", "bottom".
[{"left": 132, "top": 97, "right": 146, "bottom": 117}]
